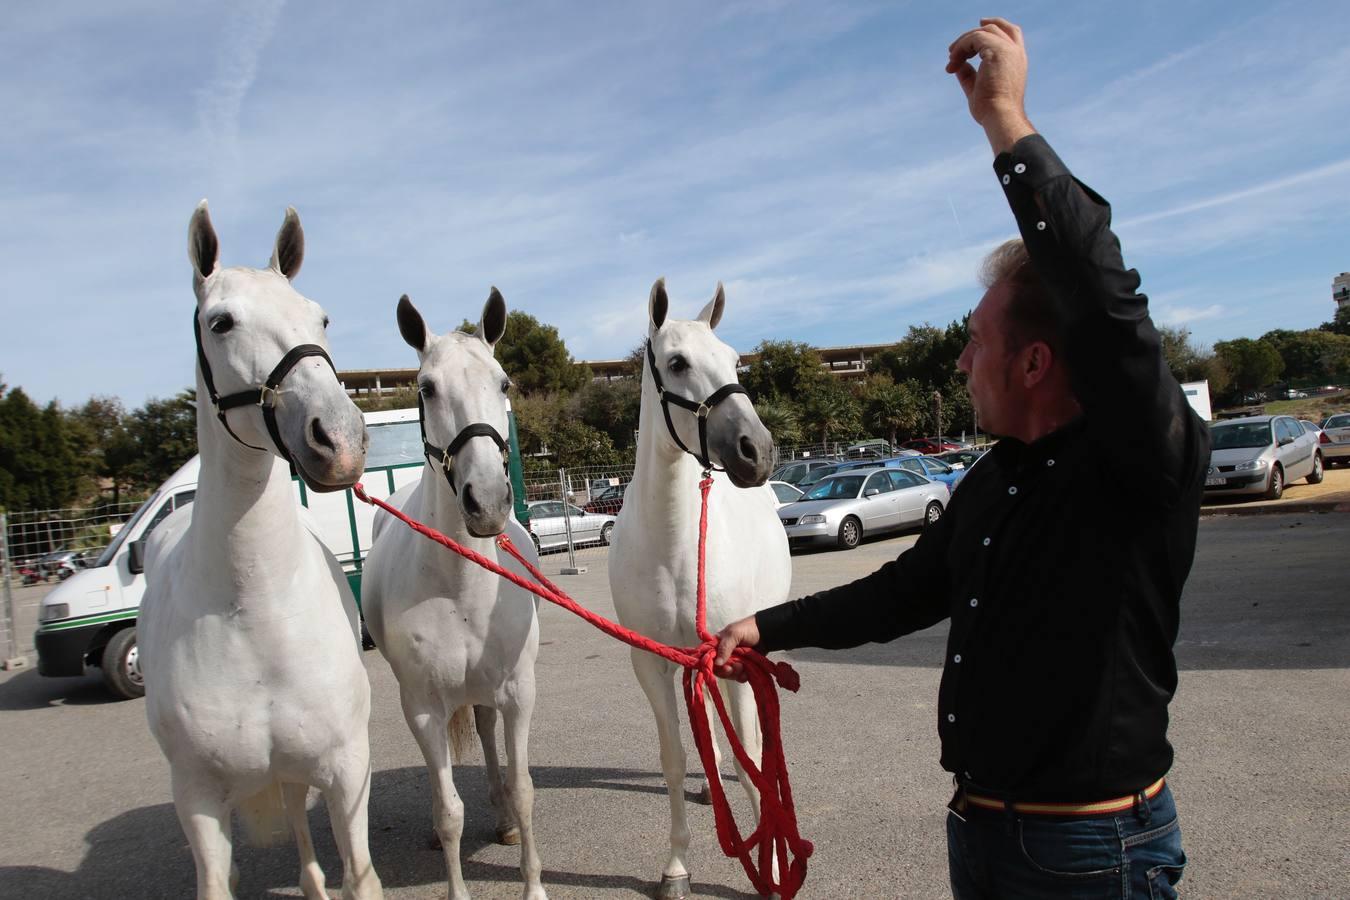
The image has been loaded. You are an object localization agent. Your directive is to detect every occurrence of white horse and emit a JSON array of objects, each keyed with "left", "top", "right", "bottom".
[
  {"left": 361, "top": 291, "right": 548, "bottom": 900},
  {"left": 609, "top": 280, "right": 790, "bottom": 898},
  {"left": 140, "top": 202, "right": 383, "bottom": 900}
]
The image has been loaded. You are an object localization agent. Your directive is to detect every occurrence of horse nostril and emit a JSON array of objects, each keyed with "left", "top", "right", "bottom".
[
  {"left": 461, "top": 484, "right": 482, "bottom": 517},
  {"left": 310, "top": 418, "right": 336, "bottom": 452},
  {"left": 739, "top": 435, "right": 759, "bottom": 464}
]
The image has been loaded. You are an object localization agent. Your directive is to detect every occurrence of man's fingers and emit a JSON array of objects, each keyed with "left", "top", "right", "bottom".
[
  {"left": 980, "top": 17, "right": 1023, "bottom": 45},
  {"left": 947, "top": 29, "right": 1008, "bottom": 67},
  {"left": 714, "top": 632, "right": 737, "bottom": 668}
]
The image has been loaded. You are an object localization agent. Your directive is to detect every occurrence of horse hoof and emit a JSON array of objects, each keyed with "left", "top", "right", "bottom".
[
  {"left": 496, "top": 825, "right": 521, "bottom": 845},
  {"left": 693, "top": 780, "right": 713, "bottom": 805},
  {"left": 655, "top": 874, "right": 691, "bottom": 899}
]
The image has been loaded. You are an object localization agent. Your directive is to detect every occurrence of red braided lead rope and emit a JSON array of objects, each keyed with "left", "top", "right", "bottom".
[{"left": 352, "top": 480, "right": 813, "bottom": 898}]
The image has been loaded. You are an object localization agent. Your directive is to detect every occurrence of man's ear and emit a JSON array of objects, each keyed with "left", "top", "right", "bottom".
[{"left": 1021, "top": 341, "right": 1055, "bottom": 389}]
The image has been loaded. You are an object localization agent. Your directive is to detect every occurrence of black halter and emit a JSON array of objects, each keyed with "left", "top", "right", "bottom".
[
  {"left": 418, "top": 395, "right": 509, "bottom": 495},
  {"left": 193, "top": 312, "right": 335, "bottom": 466},
  {"left": 645, "top": 339, "right": 748, "bottom": 471}
]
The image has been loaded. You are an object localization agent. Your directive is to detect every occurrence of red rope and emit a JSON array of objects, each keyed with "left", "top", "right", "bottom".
[{"left": 352, "top": 480, "right": 813, "bottom": 898}]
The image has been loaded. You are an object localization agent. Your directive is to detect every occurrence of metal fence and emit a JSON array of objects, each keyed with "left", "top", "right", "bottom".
[
  {"left": 1, "top": 500, "right": 143, "bottom": 665},
  {"left": 518, "top": 464, "right": 635, "bottom": 573}
]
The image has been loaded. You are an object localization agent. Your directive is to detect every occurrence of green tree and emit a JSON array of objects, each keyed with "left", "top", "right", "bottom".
[
  {"left": 460, "top": 311, "right": 589, "bottom": 395},
  {"left": 857, "top": 375, "right": 922, "bottom": 447},
  {"left": 872, "top": 320, "right": 969, "bottom": 389},
  {"left": 753, "top": 397, "right": 802, "bottom": 447},
  {"left": 743, "top": 340, "right": 824, "bottom": 401},
  {"left": 0, "top": 383, "right": 82, "bottom": 511},
  {"left": 1213, "top": 338, "right": 1283, "bottom": 396},
  {"left": 126, "top": 390, "right": 198, "bottom": 490},
  {"left": 1259, "top": 329, "right": 1350, "bottom": 384},
  {"left": 1320, "top": 305, "right": 1350, "bottom": 337},
  {"left": 573, "top": 378, "right": 641, "bottom": 452},
  {"left": 67, "top": 397, "right": 138, "bottom": 503},
  {"left": 798, "top": 378, "right": 860, "bottom": 445}
]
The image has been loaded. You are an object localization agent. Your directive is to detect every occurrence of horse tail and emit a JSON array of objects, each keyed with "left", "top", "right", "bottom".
[
  {"left": 448, "top": 704, "right": 477, "bottom": 764},
  {"left": 237, "top": 780, "right": 292, "bottom": 848}
]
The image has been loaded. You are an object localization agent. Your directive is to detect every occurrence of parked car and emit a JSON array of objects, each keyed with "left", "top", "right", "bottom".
[
  {"left": 526, "top": 500, "right": 616, "bottom": 552},
  {"left": 768, "top": 481, "right": 805, "bottom": 507},
  {"left": 36, "top": 549, "right": 83, "bottom": 582},
  {"left": 899, "top": 437, "right": 964, "bottom": 455},
  {"left": 934, "top": 447, "right": 987, "bottom": 470},
  {"left": 796, "top": 462, "right": 849, "bottom": 490},
  {"left": 770, "top": 458, "right": 839, "bottom": 486},
  {"left": 843, "top": 439, "right": 893, "bottom": 459},
  {"left": 1320, "top": 412, "right": 1350, "bottom": 467},
  {"left": 1205, "top": 414, "right": 1323, "bottom": 500},
  {"left": 834, "top": 452, "right": 923, "bottom": 473},
  {"left": 1284, "top": 389, "right": 1309, "bottom": 399},
  {"left": 777, "top": 467, "right": 949, "bottom": 550},
  {"left": 583, "top": 483, "right": 628, "bottom": 516},
  {"left": 893, "top": 455, "right": 967, "bottom": 491}
]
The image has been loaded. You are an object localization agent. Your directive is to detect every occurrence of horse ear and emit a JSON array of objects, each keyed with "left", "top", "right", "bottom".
[
  {"left": 396, "top": 294, "right": 427, "bottom": 353},
  {"left": 649, "top": 278, "right": 668, "bottom": 331},
  {"left": 479, "top": 287, "right": 507, "bottom": 349},
  {"left": 188, "top": 200, "right": 219, "bottom": 283},
  {"left": 270, "top": 207, "right": 305, "bottom": 281},
  {"left": 697, "top": 282, "right": 725, "bottom": 330}
]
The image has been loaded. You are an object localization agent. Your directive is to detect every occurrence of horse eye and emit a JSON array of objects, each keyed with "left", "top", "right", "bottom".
[
  {"left": 209, "top": 314, "right": 234, "bottom": 335},
  {"left": 669, "top": 356, "right": 688, "bottom": 374},
  {"left": 418, "top": 383, "right": 435, "bottom": 398},
  {"left": 322, "top": 315, "right": 330, "bottom": 329},
  {"left": 501, "top": 378, "right": 512, "bottom": 395}
]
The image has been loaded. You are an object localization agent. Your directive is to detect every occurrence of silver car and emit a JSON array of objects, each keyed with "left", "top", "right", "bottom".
[
  {"left": 1320, "top": 413, "right": 1350, "bottom": 466},
  {"left": 778, "top": 466, "right": 949, "bottom": 550},
  {"left": 525, "top": 500, "right": 617, "bottom": 552},
  {"left": 1205, "top": 414, "right": 1324, "bottom": 500}
]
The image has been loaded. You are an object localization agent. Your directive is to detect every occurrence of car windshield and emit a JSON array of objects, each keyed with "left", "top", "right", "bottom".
[
  {"left": 92, "top": 491, "right": 162, "bottom": 568},
  {"left": 803, "top": 475, "right": 864, "bottom": 501},
  {"left": 1324, "top": 414, "right": 1350, "bottom": 429},
  {"left": 798, "top": 466, "right": 838, "bottom": 488},
  {"left": 1210, "top": 422, "right": 1272, "bottom": 450}
]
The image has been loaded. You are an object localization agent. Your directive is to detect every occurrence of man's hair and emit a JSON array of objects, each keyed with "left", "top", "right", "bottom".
[{"left": 979, "top": 239, "right": 1060, "bottom": 353}]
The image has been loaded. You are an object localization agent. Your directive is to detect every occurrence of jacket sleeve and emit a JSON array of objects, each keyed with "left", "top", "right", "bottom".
[
  {"left": 996, "top": 135, "right": 1208, "bottom": 497},
  {"left": 754, "top": 507, "right": 952, "bottom": 652}
]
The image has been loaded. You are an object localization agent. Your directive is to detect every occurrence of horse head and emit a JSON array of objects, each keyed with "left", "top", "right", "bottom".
[
  {"left": 397, "top": 289, "right": 514, "bottom": 537},
  {"left": 645, "top": 278, "right": 774, "bottom": 488},
  {"left": 187, "top": 201, "right": 367, "bottom": 492}
]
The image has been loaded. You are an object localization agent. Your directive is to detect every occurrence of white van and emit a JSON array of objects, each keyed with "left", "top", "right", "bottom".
[{"left": 33, "top": 407, "right": 527, "bottom": 699}]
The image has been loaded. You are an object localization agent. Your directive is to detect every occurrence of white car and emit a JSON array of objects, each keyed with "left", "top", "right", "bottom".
[
  {"left": 778, "top": 467, "right": 949, "bottom": 550},
  {"left": 526, "top": 500, "right": 616, "bottom": 552},
  {"left": 1205, "top": 414, "right": 1323, "bottom": 499},
  {"left": 768, "top": 480, "right": 805, "bottom": 507},
  {"left": 1320, "top": 413, "right": 1350, "bottom": 467}
]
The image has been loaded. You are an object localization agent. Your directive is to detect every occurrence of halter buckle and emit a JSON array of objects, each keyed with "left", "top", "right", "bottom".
[
  {"left": 256, "top": 385, "right": 278, "bottom": 408},
  {"left": 696, "top": 402, "right": 711, "bottom": 419},
  {"left": 441, "top": 448, "right": 454, "bottom": 472}
]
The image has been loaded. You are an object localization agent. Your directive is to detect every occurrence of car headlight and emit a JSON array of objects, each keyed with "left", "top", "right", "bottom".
[
  {"left": 1232, "top": 459, "right": 1268, "bottom": 471},
  {"left": 39, "top": 603, "right": 70, "bottom": 623},
  {"left": 799, "top": 514, "right": 827, "bottom": 525}
]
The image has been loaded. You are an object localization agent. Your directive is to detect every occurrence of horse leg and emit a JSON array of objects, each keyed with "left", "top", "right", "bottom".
[
  {"left": 631, "top": 649, "right": 692, "bottom": 899},
  {"left": 322, "top": 743, "right": 384, "bottom": 900},
  {"left": 405, "top": 701, "right": 470, "bottom": 900},
  {"left": 283, "top": 782, "right": 327, "bottom": 899},
  {"left": 502, "top": 691, "right": 547, "bottom": 900},
  {"left": 474, "top": 705, "right": 519, "bottom": 845},
  {"left": 170, "top": 771, "right": 235, "bottom": 900}
]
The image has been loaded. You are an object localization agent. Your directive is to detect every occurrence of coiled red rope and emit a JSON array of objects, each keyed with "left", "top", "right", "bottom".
[{"left": 352, "top": 478, "right": 813, "bottom": 898}]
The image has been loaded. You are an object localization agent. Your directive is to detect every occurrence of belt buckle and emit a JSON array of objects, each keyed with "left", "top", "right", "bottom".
[{"left": 947, "top": 785, "right": 968, "bottom": 823}]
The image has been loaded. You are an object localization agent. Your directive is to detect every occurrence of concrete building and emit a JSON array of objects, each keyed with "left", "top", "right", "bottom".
[{"left": 1334, "top": 272, "right": 1350, "bottom": 311}]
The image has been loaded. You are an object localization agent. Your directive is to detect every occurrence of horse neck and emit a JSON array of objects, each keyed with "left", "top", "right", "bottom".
[
  {"left": 187, "top": 371, "right": 307, "bottom": 595},
  {"left": 632, "top": 369, "right": 704, "bottom": 531}
]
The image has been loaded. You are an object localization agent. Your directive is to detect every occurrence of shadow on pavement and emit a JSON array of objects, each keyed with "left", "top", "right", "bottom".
[
  {"left": 0, "top": 764, "right": 756, "bottom": 900},
  {"left": 0, "top": 668, "right": 124, "bottom": 712}
]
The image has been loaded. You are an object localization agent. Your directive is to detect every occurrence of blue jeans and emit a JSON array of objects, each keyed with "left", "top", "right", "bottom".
[{"left": 947, "top": 783, "right": 1186, "bottom": 899}]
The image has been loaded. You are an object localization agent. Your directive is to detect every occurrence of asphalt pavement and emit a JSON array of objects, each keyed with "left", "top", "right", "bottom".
[{"left": 1, "top": 512, "right": 1347, "bottom": 899}]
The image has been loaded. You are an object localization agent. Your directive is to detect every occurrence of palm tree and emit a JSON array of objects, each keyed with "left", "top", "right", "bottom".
[
  {"left": 754, "top": 398, "right": 802, "bottom": 446},
  {"left": 860, "top": 377, "right": 922, "bottom": 448},
  {"left": 799, "top": 381, "right": 861, "bottom": 446}
]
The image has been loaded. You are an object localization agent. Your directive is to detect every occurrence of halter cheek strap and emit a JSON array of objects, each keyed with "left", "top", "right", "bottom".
[
  {"left": 418, "top": 395, "right": 509, "bottom": 495},
  {"left": 194, "top": 312, "right": 335, "bottom": 466},
  {"left": 645, "top": 339, "right": 748, "bottom": 471}
]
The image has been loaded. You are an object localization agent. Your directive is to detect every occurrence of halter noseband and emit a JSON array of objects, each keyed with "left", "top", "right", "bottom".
[
  {"left": 645, "top": 339, "right": 748, "bottom": 472},
  {"left": 418, "top": 395, "right": 509, "bottom": 496},
  {"left": 193, "top": 312, "right": 335, "bottom": 465}
]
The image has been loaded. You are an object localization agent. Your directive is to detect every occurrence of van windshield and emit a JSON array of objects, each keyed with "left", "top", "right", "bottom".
[{"left": 92, "top": 492, "right": 162, "bottom": 568}]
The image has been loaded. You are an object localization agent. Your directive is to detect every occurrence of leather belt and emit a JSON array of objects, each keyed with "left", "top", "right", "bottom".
[{"left": 959, "top": 777, "right": 1166, "bottom": 817}]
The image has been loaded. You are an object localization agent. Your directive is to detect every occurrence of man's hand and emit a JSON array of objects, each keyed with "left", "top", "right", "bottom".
[
  {"left": 945, "top": 17, "right": 1036, "bottom": 154},
  {"left": 713, "top": 615, "right": 761, "bottom": 682}
]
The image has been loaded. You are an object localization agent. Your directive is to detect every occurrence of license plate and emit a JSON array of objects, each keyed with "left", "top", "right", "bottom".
[
  {"left": 1205, "top": 476, "right": 1226, "bottom": 487},
  {"left": 1336, "top": 434, "right": 1350, "bottom": 443}
]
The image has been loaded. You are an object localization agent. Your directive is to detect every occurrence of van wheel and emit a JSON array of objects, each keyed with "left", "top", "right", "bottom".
[
  {"left": 837, "top": 516, "right": 862, "bottom": 550},
  {"left": 102, "top": 627, "right": 145, "bottom": 700},
  {"left": 1307, "top": 453, "right": 1324, "bottom": 484},
  {"left": 1264, "top": 465, "right": 1284, "bottom": 500}
]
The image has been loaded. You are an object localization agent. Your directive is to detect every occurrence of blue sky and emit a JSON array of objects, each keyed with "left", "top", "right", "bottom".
[{"left": 4, "top": 0, "right": 1349, "bottom": 407}]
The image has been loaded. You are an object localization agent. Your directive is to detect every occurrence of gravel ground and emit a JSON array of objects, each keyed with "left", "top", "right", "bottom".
[{"left": 1, "top": 513, "right": 1347, "bottom": 899}]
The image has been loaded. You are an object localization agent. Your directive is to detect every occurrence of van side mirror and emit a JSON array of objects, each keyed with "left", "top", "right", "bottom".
[{"left": 128, "top": 540, "right": 146, "bottom": 575}]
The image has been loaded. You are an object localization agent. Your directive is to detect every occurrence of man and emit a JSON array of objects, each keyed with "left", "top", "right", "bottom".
[{"left": 714, "top": 18, "right": 1208, "bottom": 899}]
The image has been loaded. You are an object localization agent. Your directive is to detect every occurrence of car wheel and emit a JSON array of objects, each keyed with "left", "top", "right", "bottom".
[
  {"left": 530, "top": 532, "right": 541, "bottom": 554},
  {"left": 837, "top": 516, "right": 862, "bottom": 550},
  {"left": 1264, "top": 464, "right": 1284, "bottom": 500},
  {"left": 1307, "top": 452, "right": 1324, "bottom": 484},
  {"left": 924, "top": 501, "right": 944, "bottom": 527},
  {"left": 101, "top": 627, "right": 145, "bottom": 700},
  {"left": 600, "top": 522, "right": 614, "bottom": 546}
]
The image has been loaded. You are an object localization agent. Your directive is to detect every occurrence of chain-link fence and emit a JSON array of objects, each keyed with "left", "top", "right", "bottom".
[
  {"left": 2, "top": 501, "right": 143, "bottom": 664},
  {"left": 518, "top": 464, "right": 635, "bottom": 573}
]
